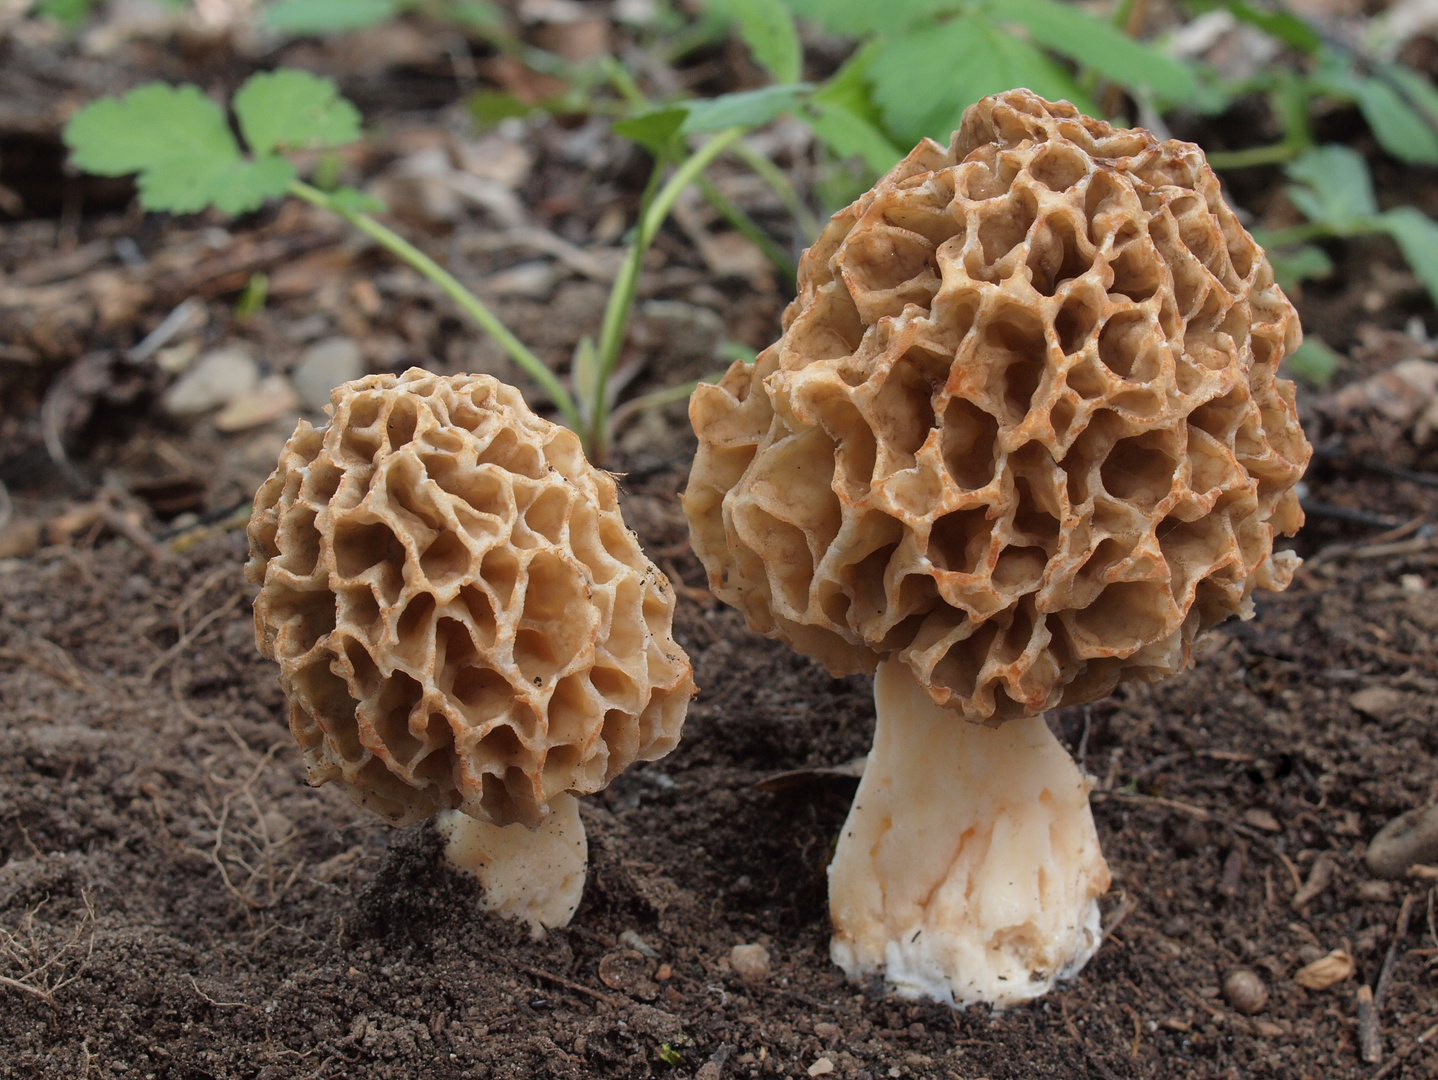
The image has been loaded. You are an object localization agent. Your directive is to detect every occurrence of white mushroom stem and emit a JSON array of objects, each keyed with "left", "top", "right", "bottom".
[
  {"left": 828, "top": 660, "right": 1111, "bottom": 1008},
  {"left": 436, "top": 792, "right": 587, "bottom": 939}
]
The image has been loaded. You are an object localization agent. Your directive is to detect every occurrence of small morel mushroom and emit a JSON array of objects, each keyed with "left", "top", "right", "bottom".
[
  {"left": 248, "top": 369, "right": 694, "bottom": 934},
  {"left": 685, "top": 90, "right": 1310, "bottom": 1006}
]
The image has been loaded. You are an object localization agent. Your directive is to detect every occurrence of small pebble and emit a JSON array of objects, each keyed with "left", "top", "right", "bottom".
[
  {"left": 1223, "top": 968, "right": 1269, "bottom": 1015},
  {"left": 813, "top": 1022, "right": 841, "bottom": 1041},
  {"left": 729, "top": 943, "right": 771, "bottom": 981},
  {"left": 162, "top": 345, "right": 259, "bottom": 415},
  {"left": 1162, "top": 916, "right": 1191, "bottom": 938},
  {"left": 292, "top": 336, "right": 364, "bottom": 412},
  {"left": 1366, "top": 804, "right": 1438, "bottom": 878},
  {"left": 1357, "top": 880, "right": 1394, "bottom": 903},
  {"left": 807, "top": 1058, "right": 834, "bottom": 1077}
]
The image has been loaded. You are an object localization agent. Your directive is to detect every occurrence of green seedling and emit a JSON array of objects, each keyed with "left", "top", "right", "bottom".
[
  {"left": 64, "top": 69, "right": 754, "bottom": 463},
  {"left": 1257, "top": 144, "right": 1438, "bottom": 309}
]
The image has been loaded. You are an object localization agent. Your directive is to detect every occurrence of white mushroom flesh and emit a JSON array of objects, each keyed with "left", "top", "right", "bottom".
[
  {"left": 437, "top": 791, "right": 587, "bottom": 938},
  {"left": 828, "top": 660, "right": 1110, "bottom": 1007}
]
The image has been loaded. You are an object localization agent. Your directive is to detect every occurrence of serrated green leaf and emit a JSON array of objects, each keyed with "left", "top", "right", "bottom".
[
  {"left": 999, "top": 0, "right": 1200, "bottom": 104},
  {"left": 65, "top": 83, "right": 298, "bottom": 215},
  {"left": 142, "top": 152, "right": 295, "bottom": 215},
  {"left": 783, "top": 0, "right": 955, "bottom": 37},
  {"left": 613, "top": 107, "right": 689, "bottom": 154},
  {"left": 1378, "top": 207, "right": 1438, "bottom": 308},
  {"left": 806, "top": 100, "right": 905, "bottom": 174},
  {"left": 731, "top": 0, "right": 802, "bottom": 83},
  {"left": 1283, "top": 337, "right": 1342, "bottom": 388},
  {"left": 868, "top": 15, "right": 1091, "bottom": 146},
  {"left": 1284, "top": 145, "right": 1377, "bottom": 230},
  {"left": 65, "top": 83, "right": 240, "bottom": 178},
  {"left": 1266, "top": 243, "right": 1332, "bottom": 292},
  {"left": 264, "top": 0, "right": 400, "bottom": 34},
  {"left": 328, "top": 186, "right": 387, "bottom": 213},
  {"left": 234, "top": 70, "right": 361, "bottom": 155},
  {"left": 680, "top": 84, "right": 808, "bottom": 133}
]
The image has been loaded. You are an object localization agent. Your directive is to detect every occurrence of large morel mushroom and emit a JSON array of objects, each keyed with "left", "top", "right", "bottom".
[
  {"left": 248, "top": 369, "right": 694, "bottom": 933},
  {"left": 685, "top": 90, "right": 1311, "bottom": 1005}
]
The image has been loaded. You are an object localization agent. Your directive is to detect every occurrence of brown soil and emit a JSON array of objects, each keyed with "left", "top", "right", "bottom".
[
  {"left": 3, "top": 453, "right": 1437, "bottom": 1080},
  {"left": 3, "top": 13, "right": 1438, "bottom": 1080}
]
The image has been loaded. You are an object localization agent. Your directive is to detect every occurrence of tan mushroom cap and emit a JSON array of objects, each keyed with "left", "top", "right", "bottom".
[
  {"left": 686, "top": 90, "right": 1311, "bottom": 723},
  {"left": 247, "top": 369, "right": 694, "bottom": 828}
]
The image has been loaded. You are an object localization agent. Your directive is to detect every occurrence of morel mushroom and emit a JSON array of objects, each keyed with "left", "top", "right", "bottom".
[
  {"left": 248, "top": 369, "right": 694, "bottom": 934},
  {"left": 685, "top": 91, "right": 1310, "bottom": 1005}
]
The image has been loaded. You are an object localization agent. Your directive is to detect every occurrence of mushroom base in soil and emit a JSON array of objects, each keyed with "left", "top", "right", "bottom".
[
  {"left": 828, "top": 661, "right": 1110, "bottom": 1008},
  {"left": 437, "top": 792, "right": 588, "bottom": 937}
]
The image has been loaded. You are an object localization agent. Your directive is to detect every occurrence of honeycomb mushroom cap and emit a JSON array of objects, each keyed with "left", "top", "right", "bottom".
[
  {"left": 247, "top": 369, "right": 694, "bottom": 828},
  {"left": 686, "top": 90, "right": 1311, "bottom": 723}
]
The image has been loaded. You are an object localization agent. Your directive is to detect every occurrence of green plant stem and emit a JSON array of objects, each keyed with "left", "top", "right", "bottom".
[
  {"left": 730, "top": 139, "right": 821, "bottom": 242},
  {"left": 288, "top": 179, "right": 584, "bottom": 436},
  {"left": 589, "top": 126, "right": 746, "bottom": 462},
  {"left": 1206, "top": 141, "right": 1305, "bottom": 170},
  {"left": 696, "top": 174, "right": 797, "bottom": 282}
]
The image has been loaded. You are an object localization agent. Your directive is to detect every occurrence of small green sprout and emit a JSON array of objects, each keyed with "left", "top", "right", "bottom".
[
  {"left": 63, "top": 68, "right": 753, "bottom": 463},
  {"left": 656, "top": 1043, "right": 683, "bottom": 1067}
]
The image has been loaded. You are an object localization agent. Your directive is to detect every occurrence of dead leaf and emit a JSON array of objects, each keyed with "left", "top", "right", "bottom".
[{"left": 1294, "top": 949, "right": 1354, "bottom": 990}]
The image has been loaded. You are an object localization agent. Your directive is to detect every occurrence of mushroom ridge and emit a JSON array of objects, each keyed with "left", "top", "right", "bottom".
[
  {"left": 247, "top": 369, "right": 694, "bottom": 829},
  {"left": 686, "top": 89, "right": 1312, "bottom": 724}
]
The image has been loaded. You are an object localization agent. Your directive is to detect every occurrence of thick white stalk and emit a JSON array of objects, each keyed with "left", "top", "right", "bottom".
[
  {"left": 828, "top": 660, "right": 1110, "bottom": 1007},
  {"left": 436, "top": 792, "right": 587, "bottom": 938}
]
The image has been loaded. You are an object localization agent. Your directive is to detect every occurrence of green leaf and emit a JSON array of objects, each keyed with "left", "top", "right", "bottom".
[
  {"left": 1266, "top": 243, "right": 1333, "bottom": 292},
  {"left": 35, "top": 0, "right": 102, "bottom": 25},
  {"left": 1186, "top": 0, "right": 1320, "bottom": 55},
  {"left": 679, "top": 84, "right": 809, "bottom": 133},
  {"left": 868, "top": 15, "right": 1091, "bottom": 146},
  {"left": 1382, "top": 63, "right": 1438, "bottom": 129},
  {"left": 806, "top": 100, "right": 905, "bottom": 174},
  {"left": 1283, "top": 338, "right": 1342, "bottom": 389},
  {"left": 469, "top": 91, "right": 541, "bottom": 130},
  {"left": 1377, "top": 207, "right": 1438, "bottom": 309},
  {"left": 732, "top": 0, "right": 802, "bottom": 83},
  {"left": 999, "top": 0, "right": 1200, "bottom": 104},
  {"left": 656, "top": 1044, "right": 683, "bottom": 1067},
  {"left": 812, "top": 40, "right": 884, "bottom": 123},
  {"left": 65, "top": 83, "right": 240, "bottom": 179},
  {"left": 263, "top": 0, "right": 400, "bottom": 34},
  {"left": 783, "top": 0, "right": 955, "bottom": 37},
  {"left": 64, "top": 82, "right": 296, "bottom": 215},
  {"left": 1352, "top": 76, "right": 1438, "bottom": 165},
  {"left": 144, "top": 153, "right": 295, "bottom": 215},
  {"left": 234, "top": 70, "right": 362, "bottom": 155},
  {"left": 613, "top": 107, "right": 689, "bottom": 154},
  {"left": 328, "top": 186, "right": 387, "bottom": 213},
  {"left": 1283, "top": 145, "right": 1377, "bottom": 230},
  {"left": 448, "top": 0, "right": 503, "bottom": 28}
]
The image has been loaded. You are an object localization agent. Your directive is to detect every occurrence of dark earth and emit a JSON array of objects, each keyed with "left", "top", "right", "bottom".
[{"left": 2, "top": 6, "right": 1437, "bottom": 1078}]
